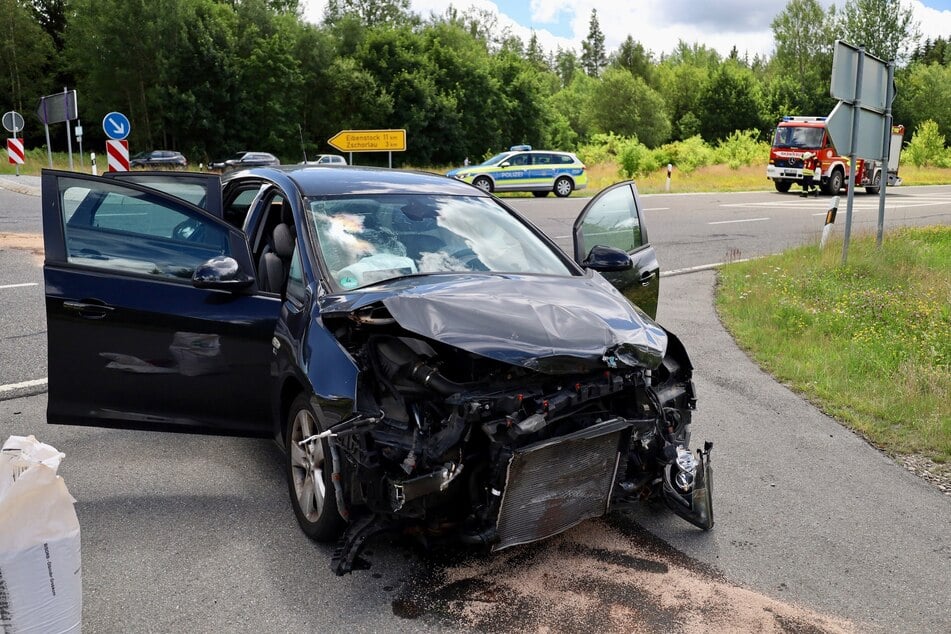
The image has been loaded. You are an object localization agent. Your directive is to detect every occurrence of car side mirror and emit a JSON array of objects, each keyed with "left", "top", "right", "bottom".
[
  {"left": 581, "top": 245, "right": 633, "bottom": 272},
  {"left": 499, "top": 161, "right": 510, "bottom": 168},
  {"left": 192, "top": 256, "right": 255, "bottom": 291}
]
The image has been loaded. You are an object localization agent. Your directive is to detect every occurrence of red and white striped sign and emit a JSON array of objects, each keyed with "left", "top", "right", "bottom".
[
  {"left": 6, "top": 138, "right": 24, "bottom": 165},
  {"left": 106, "top": 139, "right": 130, "bottom": 172}
]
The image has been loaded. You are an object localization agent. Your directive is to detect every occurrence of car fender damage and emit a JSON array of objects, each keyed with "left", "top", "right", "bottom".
[{"left": 308, "top": 277, "right": 714, "bottom": 574}]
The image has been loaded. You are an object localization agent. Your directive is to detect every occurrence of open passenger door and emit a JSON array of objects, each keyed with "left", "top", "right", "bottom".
[{"left": 572, "top": 181, "right": 660, "bottom": 319}]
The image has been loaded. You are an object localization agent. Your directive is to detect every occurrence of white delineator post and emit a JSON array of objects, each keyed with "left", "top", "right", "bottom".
[
  {"left": 820, "top": 196, "right": 840, "bottom": 250},
  {"left": 666, "top": 163, "right": 672, "bottom": 192}
]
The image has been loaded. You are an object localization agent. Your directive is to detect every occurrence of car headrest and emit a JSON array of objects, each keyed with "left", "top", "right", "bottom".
[{"left": 272, "top": 223, "right": 295, "bottom": 258}]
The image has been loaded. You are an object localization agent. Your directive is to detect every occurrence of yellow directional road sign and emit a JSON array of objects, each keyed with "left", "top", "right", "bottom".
[{"left": 328, "top": 129, "right": 406, "bottom": 152}]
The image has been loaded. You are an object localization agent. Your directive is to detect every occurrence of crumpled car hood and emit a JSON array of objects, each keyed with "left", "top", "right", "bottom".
[{"left": 319, "top": 273, "right": 668, "bottom": 373}]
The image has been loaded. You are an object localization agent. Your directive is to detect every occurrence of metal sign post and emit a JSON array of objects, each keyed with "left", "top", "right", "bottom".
[
  {"left": 876, "top": 64, "right": 895, "bottom": 248},
  {"left": 842, "top": 48, "right": 864, "bottom": 265},
  {"left": 826, "top": 41, "right": 894, "bottom": 264},
  {"left": 2, "top": 111, "right": 25, "bottom": 176},
  {"left": 75, "top": 120, "right": 85, "bottom": 170},
  {"left": 36, "top": 89, "right": 79, "bottom": 168},
  {"left": 63, "top": 88, "right": 74, "bottom": 169}
]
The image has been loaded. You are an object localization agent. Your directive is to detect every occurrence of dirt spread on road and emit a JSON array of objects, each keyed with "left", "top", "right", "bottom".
[
  {"left": 0, "top": 232, "right": 44, "bottom": 264},
  {"left": 391, "top": 515, "right": 856, "bottom": 633}
]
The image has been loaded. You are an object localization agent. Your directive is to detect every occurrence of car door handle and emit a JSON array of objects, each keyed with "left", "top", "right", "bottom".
[
  {"left": 639, "top": 271, "right": 656, "bottom": 286},
  {"left": 63, "top": 300, "right": 115, "bottom": 320}
]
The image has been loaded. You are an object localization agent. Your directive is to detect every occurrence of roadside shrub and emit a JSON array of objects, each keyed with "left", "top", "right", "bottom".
[
  {"left": 654, "top": 135, "right": 716, "bottom": 173},
  {"left": 714, "top": 129, "right": 770, "bottom": 169},
  {"left": 904, "top": 120, "right": 950, "bottom": 168},
  {"left": 617, "top": 138, "right": 660, "bottom": 178},
  {"left": 576, "top": 132, "right": 631, "bottom": 165}
]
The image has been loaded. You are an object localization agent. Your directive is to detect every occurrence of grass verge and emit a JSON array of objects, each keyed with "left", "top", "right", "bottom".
[{"left": 716, "top": 226, "right": 950, "bottom": 462}]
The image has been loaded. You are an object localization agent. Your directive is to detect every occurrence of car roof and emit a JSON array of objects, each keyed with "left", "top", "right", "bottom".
[{"left": 225, "top": 165, "right": 491, "bottom": 198}]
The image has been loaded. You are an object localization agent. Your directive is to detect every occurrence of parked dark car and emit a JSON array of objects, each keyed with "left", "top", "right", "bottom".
[
  {"left": 41, "top": 166, "right": 712, "bottom": 574},
  {"left": 129, "top": 150, "right": 187, "bottom": 169},
  {"left": 210, "top": 151, "right": 280, "bottom": 170}
]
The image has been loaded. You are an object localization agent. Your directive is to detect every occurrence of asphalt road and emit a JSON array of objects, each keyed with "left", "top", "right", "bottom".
[{"left": 1, "top": 175, "right": 950, "bottom": 632}]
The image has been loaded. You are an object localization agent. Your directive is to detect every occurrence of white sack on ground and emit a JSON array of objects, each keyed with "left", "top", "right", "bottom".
[{"left": 0, "top": 435, "right": 82, "bottom": 634}]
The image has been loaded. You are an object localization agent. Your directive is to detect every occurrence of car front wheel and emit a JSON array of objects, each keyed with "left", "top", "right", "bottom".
[
  {"left": 472, "top": 176, "right": 493, "bottom": 193},
  {"left": 286, "top": 394, "right": 345, "bottom": 541},
  {"left": 554, "top": 176, "right": 573, "bottom": 197}
]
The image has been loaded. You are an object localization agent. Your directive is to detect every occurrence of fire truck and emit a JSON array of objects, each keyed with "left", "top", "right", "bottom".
[{"left": 767, "top": 116, "right": 904, "bottom": 195}]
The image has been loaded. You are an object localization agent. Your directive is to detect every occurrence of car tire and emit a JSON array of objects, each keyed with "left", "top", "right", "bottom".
[
  {"left": 473, "top": 176, "right": 493, "bottom": 193},
  {"left": 774, "top": 180, "right": 792, "bottom": 193},
  {"left": 285, "top": 394, "right": 345, "bottom": 541},
  {"left": 554, "top": 176, "right": 573, "bottom": 198},
  {"left": 824, "top": 168, "right": 843, "bottom": 195},
  {"left": 532, "top": 191, "right": 549, "bottom": 198},
  {"left": 865, "top": 171, "right": 881, "bottom": 195}
]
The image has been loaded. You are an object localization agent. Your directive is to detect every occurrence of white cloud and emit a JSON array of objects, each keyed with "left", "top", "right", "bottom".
[{"left": 910, "top": 1, "right": 951, "bottom": 43}]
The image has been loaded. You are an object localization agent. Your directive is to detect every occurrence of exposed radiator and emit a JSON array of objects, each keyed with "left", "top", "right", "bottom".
[{"left": 493, "top": 418, "right": 629, "bottom": 551}]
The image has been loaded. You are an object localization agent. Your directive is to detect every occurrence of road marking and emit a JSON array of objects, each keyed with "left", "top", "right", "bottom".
[
  {"left": 662, "top": 257, "right": 757, "bottom": 277},
  {"left": 0, "top": 377, "right": 48, "bottom": 396},
  {"left": 643, "top": 207, "right": 669, "bottom": 211},
  {"left": 722, "top": 195, "right": 951, "bottom": 210},
  {"left": 708, "top": 217, "right": 770, "bottom": 225},
  {"left": 0, "top": 282, "right": 38, "bottom": 290}
]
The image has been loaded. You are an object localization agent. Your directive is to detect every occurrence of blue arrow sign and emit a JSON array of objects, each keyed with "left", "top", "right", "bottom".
[{"left": 102, "top": 111, "right": 130, "bottom": 140}]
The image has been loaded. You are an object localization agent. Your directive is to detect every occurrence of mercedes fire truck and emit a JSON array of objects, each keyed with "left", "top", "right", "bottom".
[{"left": 767, "top": 116, "right": 904, "bottom": 195}]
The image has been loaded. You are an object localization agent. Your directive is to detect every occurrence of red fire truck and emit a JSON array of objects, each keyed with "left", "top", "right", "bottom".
[{"left": 767, "top": 116, "right": 904, "bottom": 195}]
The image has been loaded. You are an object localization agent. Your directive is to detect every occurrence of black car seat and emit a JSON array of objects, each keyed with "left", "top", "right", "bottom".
[{"left": 257, "top": 200, "right": 296, "bottom": 293}]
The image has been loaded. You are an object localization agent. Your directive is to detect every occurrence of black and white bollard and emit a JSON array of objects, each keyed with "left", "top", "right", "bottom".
[{"left": 820, "top": 196, "right": 839, "bottom": 249}]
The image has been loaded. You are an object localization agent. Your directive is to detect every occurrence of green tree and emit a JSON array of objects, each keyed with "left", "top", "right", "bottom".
[
  {"left": 554, "top": 47, "right": 578, "bottom": 87},
  {"left": 65, "top": 0, "right": 175, "bottom": 150},
  {"left": 29, "top": 0, "right": 67, "bottom": 51},
  {"left": 549, "top": 72, "right": 597, "bottom": 143},
  {"left": 491, "top": 51, "right": 556, "bottom": 149},
  {"left": 655, "top": 43, "right": 716, "bottom": 140},
  {"left": 838, "top": 0, "right": 920, "bottom": 62},
  {"left": 894, "top": 62, "right": 951, "bottom": 141},
  {"left": 903, "top": 119, "right": 948, "bottom": 167},
  {"left": 1, "top": 0, "right": 54, "bottom": 117},
  {"left": 610, "top": 36, "right": 654, "bottom": 86},
  {"left": 696, "top": 62, "right": 764, "bottom": 142},
  {"left": 589, "top": 68, "right": 670, "bottom": 147},
  {"left": 324, "top": 0, "right": 411, "bottom": 27},
  {"left": 580, "top": 9, "right": 606, "bottom": 77},
  {"left": 232, "top": 12, "right": 306, "bottom": 156},
  {"left": 770, "top": 0, "right": 837, "bottom": 114},
  {"left": 526, "top": 31, "right": 547, "bottom": 71}
]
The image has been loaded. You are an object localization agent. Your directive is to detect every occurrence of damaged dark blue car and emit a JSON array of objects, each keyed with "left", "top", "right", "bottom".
[{"left": 41, "top": 165, "right": 713, "bottom": 574}]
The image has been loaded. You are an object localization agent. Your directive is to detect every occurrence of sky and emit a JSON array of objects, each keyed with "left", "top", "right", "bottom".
[{"left": 302, "top": 0, "right": 951, "bottom": 60}]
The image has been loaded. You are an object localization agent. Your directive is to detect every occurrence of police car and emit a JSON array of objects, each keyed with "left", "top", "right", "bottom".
[{"left": 448, "top": 146, "right": 588, "bottom": 197}]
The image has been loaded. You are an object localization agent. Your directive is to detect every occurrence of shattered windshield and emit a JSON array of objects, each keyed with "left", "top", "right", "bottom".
[
  {"left": 307, "top": 194, "right": 572, "bottom": 290},
  {"left": 772, "top": 126, "right": 825, "bottom": 149}
]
